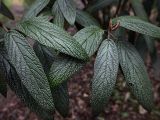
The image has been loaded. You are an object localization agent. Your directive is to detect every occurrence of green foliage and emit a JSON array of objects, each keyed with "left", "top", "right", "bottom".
[
  {"left": 1, "top": 0, "right": 160, "bottom": 119},
  {"left": 57, "top": 0, "right": 76, "bottom": 25},
  {"left": 22, "top": 0, "right": 50, "bottom": 20},
  {"left": 0, "top": 69, "right": 7, "bottom": 97},
  {"left": 73, "top": 26, "right": 104, "bottom": 56},
  {"left": 131, "top": 0, "right": 157, "bottom": 63},
  {"left": 0, "top": 1, "right": 14, "bottom": 20},
  {"left": 76, "top": 10, "right": 100, "bottom": 27},
  {"left": 17, "top": 16, "right": 89, "bottom": 60},
  {"left": 52, "top": 0, "right": 65, "bottom": 28},
  {"left": 49, "top": 57, "right": 84, "bottom": 88},
  {"left": 0, "top": 52, "right": 7, "bottom": 97},
  {"left": 4, "top": 30, "right": 54, "bottom": 111},
  {"left": 112, "top": 16, "right": 160, "bottom": 39},
  {"left": 87, "top": 0, "right": 118, "bottom": 12},
  {"left": 91, "top": 39, "right": 119, "bottom": 114},
  {"left": 52, "top": 82, "right": 69, "bottom": 117},
  {"left": 117, "top": 41, "right": 154, "bottom": 111}
]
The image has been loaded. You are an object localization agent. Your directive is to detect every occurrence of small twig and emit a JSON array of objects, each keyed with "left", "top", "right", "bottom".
[{"left": 2, "top": 25, "right": 9, "bottom": 32}]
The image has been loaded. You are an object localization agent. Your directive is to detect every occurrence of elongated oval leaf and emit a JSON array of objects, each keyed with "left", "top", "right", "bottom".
[
  {"left": 87, "top": 0, "right": 118, "bottom": 13},
  {"left": 131, "top": 0, "right": 148, "bottom": 21},
  {"left": 91, "top": 39, "right": 119, "bottom": 114},
  {"left": 57, "top": 0, "right": 76, "bottom": 25},
  {"left": 76, "top": 10, "right": 100, "bottom": 27},
  {"left": 143, "top": 35, "right": 157, "bottom": 63},
  {"left": 74, "top": 26, "right": 104, "bottom": 57},
  {"left": 135, "top": 35, "right": 148, "bottom": 60},
  {"left": 0, "top": 2, "right": 14, "bottom": 20},
  {"left": 52, "top": 82, "right": 69, "bottom": 117},
  {"left": 4, "top": 30, "right": 54, "bottom": 111},
  {"left": 0, "top": 46, "right": 53, "bottom": 119},
  {"left": 22, "top": 0, "right": 50, "bottom": 20},
  {"left": 49, "top": 26, "right": 103, "bottom": 88},
  {"left": 33, "top": 42, "right": 57, "bottom": 73},
  {"left": 52, "top": 0, "right": 65, "bottom": 28},
  {"left": 117, "top": 41, "right": 154, "bottom": 111},
  {"left": 131, "top": 0, "right": 157, "bottom": 63},
  {"left": 17, "top": 16, "right": 88, "bottom": 60},
  {"left": 49, "top": 57, "right": 84, "bottom": 88},
  {"left": 112, "top": 16, "right": 160, "bottom": 39},
  {"left": 9, "top": 67, "right": 54, "bottom": 120}
]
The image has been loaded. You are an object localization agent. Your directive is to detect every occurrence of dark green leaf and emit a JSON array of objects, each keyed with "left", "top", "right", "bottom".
[
  {"left": 52, "top": 0, "right": 65, "bottom": 28},
  {"left": 117, "top": 41, "right": 154, "bottom": 111},
  {"left": 0, "top": 46, "right": 53, "bottom": 119},
  {"left": 0, "top": 52, "right": 7, "bottom": 97},
  {"left": 0, "top": 69, "right": 7, "bottom": 97},
  {"left": 22, "top": 0, "right": 50, "bottom": 20},
  {"left": 33, "top": 42, "right": 57, "bottom": 73},
  {"left": 112, "top": 16, "right": 160, "bottom": 39},
  {"left": 52, "top": 82, "right": 69, "bottom": 117},
  {"left": 17, "top": 16, "right": 88, "bottom": 60},
  {"left": 131, "top": 0, "right": 148, "bottom": 21},
  {"left": 87, "top": 0, "right": 118, "bottom": 13},
  {"left": 9, "top": 67, "right": 54, "bottom": 120},
  {"left": 34, "top": 42, "right": 69, "bottom": 118},
  {"left": 49, "top": 56, "right": 84, "bottom": 88},
  {"left": 73, "top": 26, "right": 104, "bottom": 57},
  {"left": 91, "top": 39, "right": 119, "bottom": 114},
  {"left": 153, "top": 55, "right": 160, "bottom": 80},
  {"left": 135, "top": 35, "right": 148, "bottom": 60},
  {"left": 0, "top": 29, "right": 7, "bottom": 97},
  {"left": 0, "top": 2, "right": 14, "bottom": 20},
  {"left": 76, "top": 10, "right": 100, "bottom": 27},
  {"left": 131, "top": 0, "right": 157, "bottom": 63},
  {"left": 49, "top": 26, "right": 103, "bottom": 89},
  {"left": 4, "top": 30, "right": 54, "bottom": 111},
  {"left": 112, "top": 27, "right": 126, "bottom": 41},
  {"left": 143, "top": 35, "right": 157, "bottom": 63},
  {"left": 57, "top": 0, "right": 76, "bottom": 25}
]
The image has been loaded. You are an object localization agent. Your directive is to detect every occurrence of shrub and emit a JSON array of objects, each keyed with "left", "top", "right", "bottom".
[{"left": 0, "top": 0, "right": 160, "bottom": 119}]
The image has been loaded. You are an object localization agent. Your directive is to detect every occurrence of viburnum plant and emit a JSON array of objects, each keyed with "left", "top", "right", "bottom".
[{"left": 0, "top": 0, "right": 160, "bottom": 119}]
